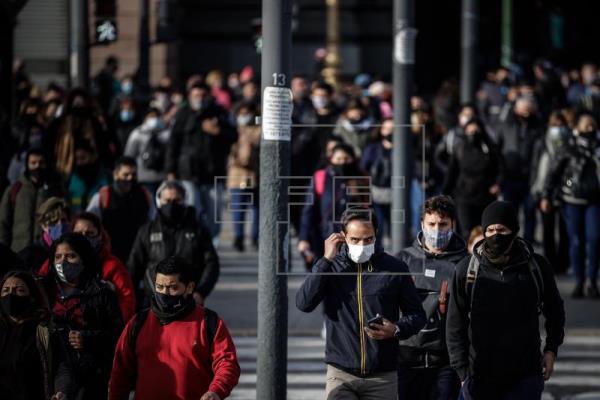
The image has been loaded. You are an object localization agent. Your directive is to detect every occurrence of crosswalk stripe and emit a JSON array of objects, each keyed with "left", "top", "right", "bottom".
[{"left": 228, "top": 334, "right": 600, "bottom": 399}]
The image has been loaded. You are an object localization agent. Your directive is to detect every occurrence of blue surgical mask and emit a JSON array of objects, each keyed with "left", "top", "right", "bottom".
[
  {"left": 422, "top": 229, "right": 453, "bottom": 250},
  {"left": 48, "top": 222, "right": 70, "bottom": 242},
  {"left": 121, "top": 81, "right": 133, "bottom": 95},
  {"left": 120, "top": 109, "right": 134, "bottom": 123}
]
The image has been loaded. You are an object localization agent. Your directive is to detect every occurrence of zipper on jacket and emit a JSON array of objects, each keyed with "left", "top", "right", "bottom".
[{"left": 356, "top": 263, "right": 367, "bottom": 375}]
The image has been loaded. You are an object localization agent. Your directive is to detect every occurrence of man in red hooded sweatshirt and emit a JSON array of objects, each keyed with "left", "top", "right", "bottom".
[{"left": 109, "top": 256, "right": 240, "bottom": 400}]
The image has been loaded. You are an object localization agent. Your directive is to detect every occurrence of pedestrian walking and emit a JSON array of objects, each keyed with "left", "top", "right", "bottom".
[{"left": 297, "top": 207, "right": 426, "bottom": 399}]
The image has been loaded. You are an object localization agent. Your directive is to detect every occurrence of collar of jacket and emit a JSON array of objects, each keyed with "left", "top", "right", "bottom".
[{"left": 473, "top": 237, "right": 532, "bottom": 269}]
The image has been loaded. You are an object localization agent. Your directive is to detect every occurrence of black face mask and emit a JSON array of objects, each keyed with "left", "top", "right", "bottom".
[
  {"left": 27, "top": 168, "right": 47, "bottom": 182},
  {"left": 153, "top": 292, "right": 187, "bottom": 314},
  {"left": 113, "top": 179, "right": 134, "bottom": 194},
  {"left": 485, "top": 233, "right": 516, "bottom": 256},
  {"left": 332, "top": 163, "right": 354, "bottom": 177},
  {"left": 160, "top": 202, "right": 186, "bottom": 223},
  {"left": 1, "top": 294, "right": 33, "bottom": 319}
]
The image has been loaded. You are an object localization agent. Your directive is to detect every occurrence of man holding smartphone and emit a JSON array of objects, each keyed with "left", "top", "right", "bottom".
[{"left": 296, "top": 207, "right": 426, "bottom": 399}]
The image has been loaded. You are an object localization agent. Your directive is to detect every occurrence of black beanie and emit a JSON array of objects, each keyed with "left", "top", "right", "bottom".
[{"left": 481, "top": 200, "right": 519, "bottom": 233}]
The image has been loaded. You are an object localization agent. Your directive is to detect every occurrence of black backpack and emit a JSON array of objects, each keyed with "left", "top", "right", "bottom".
[{"left": 141, "top": 132, "right": 165, "bottom": 172}]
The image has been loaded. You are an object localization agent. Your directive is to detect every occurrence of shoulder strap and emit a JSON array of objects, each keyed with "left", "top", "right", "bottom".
[
  {"left": 527, "top": 254, "right": 545, "bottom": 314},
  {"left": 314, "top": 169, "right": 327, "bottom": 198},
  {"left": 99, "top": 186, "right": 111, "bottom": 210},
  {"left": 10, "top": 181, "right": 23, "bottom": 207},
  {"left": 438, "top": 280, "right": 449, "bottom": 315},
  {"left": 465, "top": 255, "right": 480, "bottom": 316},
  {"left": 129, "top": 308, "right": 150, "bottom": 355},
  {"left": 203, "top": 307, "right": 219, "bottom": 354}
]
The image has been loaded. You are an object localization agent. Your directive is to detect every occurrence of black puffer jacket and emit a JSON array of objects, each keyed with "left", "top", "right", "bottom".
[
  {"left": 296, "top": 244, "right": 426, "bottom": 375},
  {"left": 165, "top": 102, "right": 236, "bottom": 185},
  {"left": 396, "top": 233, "right": 468, "bottom": 368},
  {"left": 127, "top": 207, "right": 220, "bottom": 300},
  {"left": 544, "top": 136, "right": 600, "bottom": 205},
  {"left": 446, "top": 239, "right": 565, "bottom": 384}
]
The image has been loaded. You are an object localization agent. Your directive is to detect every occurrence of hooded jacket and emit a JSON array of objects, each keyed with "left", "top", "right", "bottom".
[
  {"left": 446, "top": 238, "right": 565, "bottom": 384},
  {"left": 396, "top": 233, "right": 468, "bottom": 368},
  {"left": 0, "top": 174, "right": 64, "bottom": 252},
  {"left": 296, "top": 244, "right": 426, "bottom": 375}
]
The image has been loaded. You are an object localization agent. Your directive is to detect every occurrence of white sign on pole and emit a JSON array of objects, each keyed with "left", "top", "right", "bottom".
[
  {"left": 394, "top": 26, "right": 418, "bottom": 65},
  {"left": 262, "top": 86, "right": 293, "bottom": 141}
]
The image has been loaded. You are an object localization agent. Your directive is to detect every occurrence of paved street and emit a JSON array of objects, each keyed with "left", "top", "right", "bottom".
[{"left": 207, "top": 224, "right": 600, "bottom": 400}]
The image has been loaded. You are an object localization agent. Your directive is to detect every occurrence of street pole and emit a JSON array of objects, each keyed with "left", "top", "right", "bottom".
[
  {"left": 70, "top": 0, "right": 89, "bottom": 88},
  {"left": 460, "top": 0, "right": 478, "bottom": 103},
  {"left": 392, "top": 0, "right": 416, "bottom": 254},
  {"left": 322, "top": 0, "right": 341, "bottom": 89},
  {"left": 138, "top": 0, "right": 150, "bottom": 89},
  {"left": 257, "top": 0, "right": 291, "bottom": 399},
  {"left": 501, "top": 0, "right": 512, "bottom": 68}
]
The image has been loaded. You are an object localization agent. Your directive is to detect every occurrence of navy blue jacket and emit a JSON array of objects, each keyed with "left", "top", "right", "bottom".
[{"left": 296, "top": 244, "right": 426, "bottom": 375}]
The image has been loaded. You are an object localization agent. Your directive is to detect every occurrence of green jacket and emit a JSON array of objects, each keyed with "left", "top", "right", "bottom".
[{"left": 0, "top": 175, "right": 64, "bottom": 252}]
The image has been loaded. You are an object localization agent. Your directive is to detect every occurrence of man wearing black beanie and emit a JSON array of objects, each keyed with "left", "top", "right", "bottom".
[{"left": 446, "top": 200, "right": 565, "bottom": 400}]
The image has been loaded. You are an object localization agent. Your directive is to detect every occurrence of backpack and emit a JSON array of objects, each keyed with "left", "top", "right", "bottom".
[
  {"left": 140, "top": 132, "right": 166, "bottom": 172},
  {"left": 98, "top": 186, "right": 153, "bottom": 210},
  {"left": 129, "top": 307, "right": 219, "bottom": 355},
  {"left": 314, "top": 169, "right": 327, "bottom": 199},
  {"left": 9, "top": 181, "right": 23, "bottom": 208},
  {"left": 465, "top": 249, "right": 545, "bottom": 317}
]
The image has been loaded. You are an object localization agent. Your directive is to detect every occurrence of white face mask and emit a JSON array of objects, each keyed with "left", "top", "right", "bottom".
[{"left": 347, "top": 243, "right": 375, "bottom": 264}]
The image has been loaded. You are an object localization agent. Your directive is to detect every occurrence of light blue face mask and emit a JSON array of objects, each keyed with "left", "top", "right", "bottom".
[
  {"left": 120, "top": 109, "right": 134, "bottom": 123},
  {"left": 422, "top": 228, "right": 453, "bottom": 250}
]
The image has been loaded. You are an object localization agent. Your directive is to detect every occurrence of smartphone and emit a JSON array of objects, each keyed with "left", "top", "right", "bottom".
[{"left": 367, "top": 314, "right": 383, "bottom": 328}]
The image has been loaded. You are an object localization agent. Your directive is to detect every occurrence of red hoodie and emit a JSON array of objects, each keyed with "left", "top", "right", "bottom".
[
  {"left": 109, "top": 305, "right": 240, "bottom": 400},
  {"left": 38, "top": 233, "right": 136, "bottom": 322}
]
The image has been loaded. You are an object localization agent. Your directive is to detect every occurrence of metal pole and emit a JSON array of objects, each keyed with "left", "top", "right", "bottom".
[
  {"left": 257, "top": 0, "right": 291, "bottom": 398},
  {"left": 460, "top": 0, "right": 478, "bottom": 103},
  {"left": 138, "top": 0, "right": 150, "bottom": 88},
  {"left": 69, "top": 0, "right": 89, "bottom": 88},
  {"left": 501, "top": 0, "right": 512, "bottom": 67},
  {"left": 392, "top": 0, "right": 416, "bottom": 254}
]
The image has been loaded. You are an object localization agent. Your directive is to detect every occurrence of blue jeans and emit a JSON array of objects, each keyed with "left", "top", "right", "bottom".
[
  {"left": 461, "top": 374, "right": 544, "bottom": 400},
  {"left": 230, "top": 188, "right": 259, "bottom": 241},
  {"left": 398, "top": 365, "right": 460, "bottom": 400},
  {"left": 562, "top": 203, "right": 600, "bottom": 285},
  {"left": 181, "top": 181, "right": 223, "bottom": 246},
  {"left": 373, "top": 203, "right": 390, "bottom": 244},
  {"left": 502, "top": 182, "right": 536, "bottom": 243},
  {"left": 411, "top": 179, "right": 425, "bottom": 239}
]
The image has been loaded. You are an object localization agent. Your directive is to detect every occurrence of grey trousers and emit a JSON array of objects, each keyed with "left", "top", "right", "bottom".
[{"left": 325, "top": 364, "right": 398, "bottom": 400}]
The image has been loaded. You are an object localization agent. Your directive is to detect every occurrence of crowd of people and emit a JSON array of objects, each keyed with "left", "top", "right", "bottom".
[{"left": 0, "top": 53, "right": 594, "bottom": 399}]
